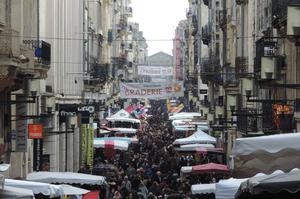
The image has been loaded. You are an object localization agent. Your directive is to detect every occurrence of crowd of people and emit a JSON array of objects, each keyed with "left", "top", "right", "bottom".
[{"left": 91, "top": 101, "right": 223, "bottom": 198}]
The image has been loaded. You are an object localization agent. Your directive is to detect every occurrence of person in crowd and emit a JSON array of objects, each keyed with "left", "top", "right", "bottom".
[{"left": 120, "top": 176, "right": 132, "bottom": 197}]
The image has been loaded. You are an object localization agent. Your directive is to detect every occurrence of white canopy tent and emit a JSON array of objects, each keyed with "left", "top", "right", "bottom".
[
  {"left": 27, "top": 172, "right": 106, "bottom": 186},
  {"left": 191, "top": 183, "right": 216, "bottom": 195},
  {"left": 112, "top": 128, "right": 137, "bottom": 134},
  {"left": 94, "top": 139, "right": 129, "bottom": 151},
  {"left": 215, "top": 178, "right": 248, "bottom": 199},
  {"left": 173, "top": 130, "right": 216, "bottom": 145},
  {"left": 109, "top": 109, "right": 131, "bottom": 118},
  {"left": 106, "top": 117, "right": 141, "bottom": 124},
  {"left": 172, "top": 119, "right": 207, "bottom": 127},
  {"left": 0, "top": 164, "right": 10, "bottom": 172},
  {"left": 94, "top": 137, "right": 138, "bottom": 144},
  {"left": 232, "top": 132, "right": 300, "bottom": 177},
  {"left": 0, "top": 186, "right": 35, "bottom": 199},
  {"left": 175, "top": 144, "right": 215, "bottom": 152},
  {"left": 60, "top": 184, "right": 90, "bottom": 195},
  {"left": 169, "top": 112, "right": 202, "bottom": 120},
  {"left": 5, "top": 179, "right": 64, "bottom": 198}
]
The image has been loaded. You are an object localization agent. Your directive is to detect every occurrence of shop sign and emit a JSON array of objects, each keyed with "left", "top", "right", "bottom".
[
  {"left": 59, "top": 104, "right": 96, "bottom": 123},
  {"left": 15, "top": 96, "right": 28, "bottom": 152},
  {"left": 28, "top": 124, "right": 43, "bottom": 139}
]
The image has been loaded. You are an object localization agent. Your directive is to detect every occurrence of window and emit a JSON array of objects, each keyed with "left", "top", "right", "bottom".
[{"left": 0, "top": 1, "right": 5, "bottom": 26}]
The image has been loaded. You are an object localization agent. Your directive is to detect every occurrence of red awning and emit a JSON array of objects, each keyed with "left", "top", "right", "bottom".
[
  {"left": 83, "top": 191, "right": 99, "bottom": 199},
  {"left": 192, "top": 163, "right": 229, "bottom": 174}
]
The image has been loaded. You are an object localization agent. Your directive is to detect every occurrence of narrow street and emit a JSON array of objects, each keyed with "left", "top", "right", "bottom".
[{"left": 1, "top": 0, "right": 300, "bottom": 198}]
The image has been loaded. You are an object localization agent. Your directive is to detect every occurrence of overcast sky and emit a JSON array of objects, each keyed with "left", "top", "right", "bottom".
[{"left": 130, "top": 0, "right": 189, "bottom": 56}]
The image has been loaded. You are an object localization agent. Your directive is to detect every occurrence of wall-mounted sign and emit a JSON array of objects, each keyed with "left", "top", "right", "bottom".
[
  {"left": 28, "top": 124, "right": 43, "bottom": 139},
  {"left": 199, "top": 89, "right": 208, "bottom": 94},
  {"left": 16, "top": 96, "right": 28, "bottom": 152},
  {"left": 58, "top": 104, "right": 97, "bottom": 123}
]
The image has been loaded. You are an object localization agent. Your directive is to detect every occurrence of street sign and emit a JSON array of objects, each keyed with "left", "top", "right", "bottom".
[
  {"left": 199, "top": 89, "right": 208, "bottom": 94},
  {"left": 28, "top": 124, "right": 43, "bottom": 139}
]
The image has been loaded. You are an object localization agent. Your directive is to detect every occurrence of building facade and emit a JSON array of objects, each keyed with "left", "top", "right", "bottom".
[
  {"left": 1, "top": 0, "right": 147, "bottom": 177},
  {"left": 180, "top": 0, "right": 300, "bottom": 158}
]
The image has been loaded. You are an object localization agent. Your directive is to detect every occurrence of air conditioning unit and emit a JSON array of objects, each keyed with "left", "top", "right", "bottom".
[
  {"left": 287, "top": 6, "right": 300, "bottom": 36},
  {"left": 261, "top": 57, "right": 277, "bottom": 80}
]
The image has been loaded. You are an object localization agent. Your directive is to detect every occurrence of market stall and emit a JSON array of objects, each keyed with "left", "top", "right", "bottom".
[
  {"left": 27, "top": 172, "right": 107, "bottom": 198},
  {"left": 232, "top": 132, "right": 300, "bottom": 177},
  {"left": 191, "top": 183, "right": 216, "bottom": 199},
  {"left": 174, "top": 130, "right": 216, "bottom": 145},
  {"left": 27, "top": 172, "right": 106, "bottom": 186},
  {"left": 235, "top": 169, "right": 300, "bottom": 199},
  {"left": 0, "top": 186, "right": 35, "bottom": 199},
  {"left": 169, "top": 112, "right": 202, "bottom": 120},
  {"left": 94, "top": 139, "right": 129, "bottom": 151},
  {"left": 181, "top": 163, "right": 229, "bottom": 174},
  {"left": 191, "top": 183, "right": 216, "bottom": 195},
  {"left": 215, "top": 178, "right": 248, "bottom": 199},
  {"left": 60, "top": 184, "right": 90, "bottom": 196},
  {"left": 94, "top": 137, "right": 138, "bottom": 144},
  {"left": 5, "top": 179, "right": 64, "bottom": 198},
  {"left": 175, "top": 144, "right": 215, "bottom": 151}
]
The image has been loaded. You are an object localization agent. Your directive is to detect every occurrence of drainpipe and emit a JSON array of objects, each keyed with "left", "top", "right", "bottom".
[{"left": 37, "top": 0, "right": 39, "bottom": 42}]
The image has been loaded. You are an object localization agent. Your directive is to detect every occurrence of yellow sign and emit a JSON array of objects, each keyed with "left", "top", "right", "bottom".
[
  {"left": 80, "top": 124, "right": 87, "bottom": 166},
  {"left": 166, "top": 98, "right": 171, "bottom": 112},
  {"left": 86, "top": 126, "right": 94, "bottom": 167}
]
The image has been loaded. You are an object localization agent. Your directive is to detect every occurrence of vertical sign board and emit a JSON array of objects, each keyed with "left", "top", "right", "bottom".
[
  {"left": 28, "top": 124, "right": 43, "bottom": 171},
  {"left": 86, "top": 126, "right": 94, "bottom": 167},
  {"left": 33, "top": 139, "right": 43, "bottom": 171},
  {"left": 80, "top": 124, "right": 87, "bottom": 166},
  {"left": 15, "top": 96, "right": 28, "bottom": 152}
]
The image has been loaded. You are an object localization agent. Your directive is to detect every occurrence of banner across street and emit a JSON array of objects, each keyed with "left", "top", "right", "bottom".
[{"left": 120, "top": 82, "right": 184, "bottom": 99}]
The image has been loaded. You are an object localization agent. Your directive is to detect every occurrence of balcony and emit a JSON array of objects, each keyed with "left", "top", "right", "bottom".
[
  {"left": 200, "top": 58, "right": 222, "bottom": 84},
  {"left": 236, "top": 0, "right": 247, "bottom": 5},
  {"left": 112, "top": 54, "right": 128, "bottom": 69},
  {"left": 0, "top": 29, "right": 51, "bottom": 91},
  {"left": 187, "top": 70, "right": 198, "bottom": 85},
  {"left": 223, "top": 66, "right": 238, "bottom": 88},
  {"left": 262, "top": 102, "right": 294, "bottom": 133},
  {"left": 219, "top": 10, "right": 227, "bottom": 30},
  {"left": 271, "top": 0, "right": 300, "bottom": 30},
  {"left": 191, "top": 15, "right": 198, "bottom": 36},
  {"left": 254, "top": 37, "right": 278, "bottom": 74},
  {"left": 203, "top": 0, "right": 209, "bottom": 6},
  {"left": 125, "top": 6, "right": 133, "bottom": 17},
  {"left": 84, "top": 63, "right": 109, "bottom": 89},
  {"left": 236, "top": 108, "right": 258, "bottom": 134},
  {"left": 235, "top": 57, "right": 249, "bottom": 78},
  {"left": 202, "top": 24, "right": 211, "bottom": 45}
]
